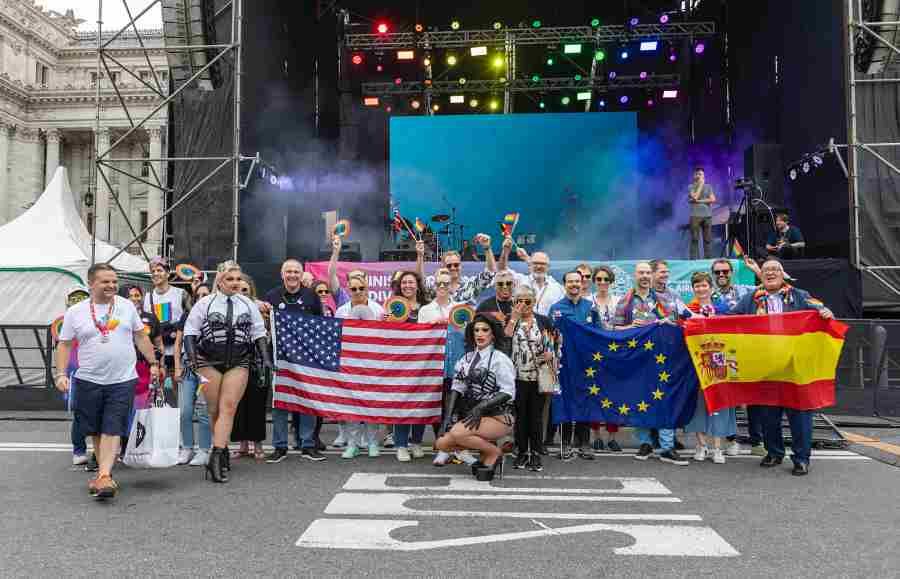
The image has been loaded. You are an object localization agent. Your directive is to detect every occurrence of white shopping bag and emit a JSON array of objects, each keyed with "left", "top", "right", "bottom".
[{"left": 123, "top": 390, "right": 180, "bottom": 469}]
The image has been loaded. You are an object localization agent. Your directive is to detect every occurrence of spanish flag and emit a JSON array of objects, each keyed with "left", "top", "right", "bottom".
[{"left": 682, "top": 311, "right": 847, "bottom": 412}]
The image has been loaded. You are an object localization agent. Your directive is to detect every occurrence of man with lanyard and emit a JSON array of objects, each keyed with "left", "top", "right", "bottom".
[
  {"left": 614, "top": 262, "right": 690, "bottom": 466},
  {"left": 55, "top": 264, "right": 160, "bottom": 500},
  {"left": 710, "top": 257, "right": 765, "bottom": 456},
  {"left": 476, "top": 269, "right": 516, "bottom": 356},
  {"left": 144, "top": 257, "right": 189, "bottom": 406},
  {"left": 731, "top": 258, "right": 834, "bottom": 476},
  {"left": 260, "top": 258, "right": 326, "bottom": 464},
  {"left": 548, "top": 270, "right": 597, "bottom": 461},
  {"left": 416, "top": 233, "right": 505, "bottom": 304},
  {"left": 514, "top": 248, "right": 565, "bottom": 316}
]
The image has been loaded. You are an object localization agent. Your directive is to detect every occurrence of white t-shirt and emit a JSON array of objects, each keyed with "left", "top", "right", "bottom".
[
  {"left": 335, "top": 300, "right": 386, "bottom": 320},
  {"left": 59, "top": 296, "right": 144, "bottom": 384},
  {"left": 143, "top": 285, "right": 187, "bottom": 356},
  {"left": 513, "top": 273, "right": 565, "bottom": 316},
  {"left": 418, "top": 300, "right": 457, "bottom": 324}
]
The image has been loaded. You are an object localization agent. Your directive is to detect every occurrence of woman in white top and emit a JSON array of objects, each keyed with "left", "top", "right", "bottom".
[
  {"left": 588, "top": 264, "right": 623, "bottom": 453},
  {"left": 435, "top": 314, "right": 516, "bottom": 481},
  {"left": 183, "top": 261, "right": 271, "bottom": 483}
]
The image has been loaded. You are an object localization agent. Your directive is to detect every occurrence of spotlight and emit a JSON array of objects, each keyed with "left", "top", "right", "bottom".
[
  {"left": 397, "top": 50, "right": 414, "bottom": 61},
  {"left": 639, "top": 41, "right": 658, "bottom": 52},
  {"left": 620, "top": 95, "right": 629, "bottom": 104},
  {"left": 424, "top": 79, "right": 432, "bottom": 86},
  {"left": 789, "top": 168, "right": 798, "bottom": 181},
  {"left": 561, "top": 96, "right": 571, "bottom": 105},
  {"left": 447, "top": 55, "right": 458, "bottom": 66},
  {"left": 646, "top": 99, "right": 655, "bottom": 107},
  {"left": 639, "top": 71, "right": 648, "bottom": 79},
  {"left": 411, "top": 99, "right": 421, "bottom": 110},
  {"left": 451, "top": 20, "right": 461, "bottom": 30},
  {"left": 539, "top": 101, "right": 546, "bottom": 109},
  {"left": 376, "top": 64, "right": 384, "bottom": 72},
  {"left": 459, "top": 78, "right": 467, "bottom": 85},
  {"left": 609, "top": 71, "right": 617, "bottom": 79},
  {"left": 620, "top": 50, "right": 629, "bottom": 60},
  {"left": 470, "top": 46, "right": 488, "bottom": 57},
  {"left": 450, "top": 95, "right": 464, "bottom": 104},
  {"left": 669, "top": 52, "right": 677, "bottom": 62},
  {"left": 423, "top": 57, "right": 431, "bottom": 66},
  {"left": 598, "top": 99, "right": 606, "bottom": 108},
  {"left": 385, "top": 106, "right": 392, "bottom": 113},
  {"left": 376, "top": 22, "right": 389, "bottom": 34},
  {"left": 590, "top": 18, "right": 600, "bottom": 27},
  {"left": 432, "top": 103, "right": 440, "bottom": 112},
  {"left": 532, "top": 19, "right": 542, "bottom": 28},
  {"left": 489, "top": 100, "right": 499, "bottom": 111},
  {"left": 595, "top": 49, "right": 606, "bottom": 61},
  {"left": 492, "top": 55, "right": 505, "bottom": 68},
  {"left": 662, "top": 89, "right": 679, "bottom": 99},
  {"left": 813, "top": 154, "right": 824, "bottom": 166},
  {"left": 351, "top": 53, "right": 363, "bottom": 65},
  {"left": 531, "top": 74, "right": 540, "bottom": 82},
  {"left": 695, "top": 42, "right": 706, "bottom": 54},
  {"left": 363, "top": 96, "right": 379, "bottom": 106},
  {"left": 576, "top": 91, "right": 591, "bottom": 101},
  {"left": 660, "top": 14, "right": 670, "bottom": 24},
  {"left": 493, "top": 21, "right": 503, "bottom": 30},
  {"left": 574, "top": 74, "right": 583, "bottom": 81},
  {"left": 564, "top": 44, "right": 582, "bottom": 54},
  {"left": 802, "top": 161, "right": 810, "bottom": 174},
  {"left": 629, "top": 17, "right": 639, "bottom": 26},
  {"left": 394, "top": 77, "right": 402, "bottom": 85},
  {"left": 415, "top": 23, "right": 424, "bottom": 33},
  {"left": 469, "top": 98, "right": 479, "bottom": 108},
  {"left": 546, "top": 57, "right": 555, "bottom": 66}
]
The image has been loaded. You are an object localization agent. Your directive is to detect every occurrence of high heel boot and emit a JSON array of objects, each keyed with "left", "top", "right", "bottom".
[
  {"left": 476, "top": 455, "right": 505, "bottom": 482},
  {"left": 205, "top": 447, "right": 226, "bottom": 483}
]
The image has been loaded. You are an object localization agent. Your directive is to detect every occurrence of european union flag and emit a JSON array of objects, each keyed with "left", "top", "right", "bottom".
[{"left": 553, "top": 318, "right": 698, "bottom": 428}]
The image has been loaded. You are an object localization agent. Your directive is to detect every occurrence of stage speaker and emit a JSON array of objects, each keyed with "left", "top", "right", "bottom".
[
  {"left": 162, "top": 0, "right": 219, "bottom": 91},
  {"left": 319, "top": 241, "right": 361, "bottom": 262},
  {"left": 744, "top": 144, "right": 785, "bottom": 207},
  {"left": 380, "top": 250, "right": 417, "bottom": 262}
]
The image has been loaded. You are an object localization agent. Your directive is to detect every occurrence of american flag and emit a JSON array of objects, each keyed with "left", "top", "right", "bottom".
[{"left": 272, "top": 310, "right": 446, "bottom": 424}]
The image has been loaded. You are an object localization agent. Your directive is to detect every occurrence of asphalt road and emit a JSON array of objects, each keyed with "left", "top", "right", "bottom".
[{"left": 0, "top": 420, "right": 897, "bottom": 578}]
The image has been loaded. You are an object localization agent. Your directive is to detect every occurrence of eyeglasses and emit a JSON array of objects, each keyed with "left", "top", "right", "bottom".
[
  {"left": 496, "top": 281, "right": 514, "bottom": 288},
  {"left": 435, "top": 281, "right": 451, "bottom": 288},
  {"left": 445, "top": 263, "right": 461, "bottom": 269},
  {"left": 316, "top": 289, "right": 329, "bottom": 295},
  {"left": 349, "top": 286, "right": 367, "bottom": 293},
  {"left": 580, "top": 273, "right": 591, "bottom": 279},
  {"left": 531, "top": 262, "right": 549, "bottom": 267},
  {"left": 515, "top": 299, "right": 533, "bottom": 305},
  {"left": 594, "top": 276, "right": 610, "bottom": 283},
  {"left": 240, "top": 288, "right": 250, "bottom": 294},
  {"left": 713, "top": 269, "right": 731, "bottom": 276}
]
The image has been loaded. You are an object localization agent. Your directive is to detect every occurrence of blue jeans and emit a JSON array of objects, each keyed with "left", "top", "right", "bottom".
[
  {"left": 272, "top": 407, "right": 316, "bottom": 450},
  {"left": 178, "top": 371, "right": 211, "bottom": 450},
  {"left": 636, "top": 427, "right": 674, "bottom": 452},
  {"left": 70, "top": 377, "right": 87, "bottom": 455},
  {"left": 394, "top": 424, "right": 425, "bottom": 448},
  {"left": 762, "top": 407, "right": 812, "bottom": 466},
  {"left": 746, "top": 405, "right": 765, "bottom": 446}
]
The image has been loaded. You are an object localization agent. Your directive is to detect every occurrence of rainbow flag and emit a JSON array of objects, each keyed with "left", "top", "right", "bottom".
[
  {"left": 154, "top": 302, "right": 172, "bottom": 323},
  {"left": 731, "top": 238, "right": 745, "bottom": 258},
  {"left": 503, "top": 212, "right": 519, "bottom": 225},
  {"left": 414, "top": 217, "right": 426, "bottom": 233},
  {"left": 682, "top": 311, "right": 847, "bottom": 412}
]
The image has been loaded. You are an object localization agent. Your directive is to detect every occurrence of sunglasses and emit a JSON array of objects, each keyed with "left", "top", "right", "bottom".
[
  {"left": 515, "top": 299, "right": 534, "bottom": 305},
  {"left": 445, "top": 263, "right": 461, "bottom": 269},
  {"left": 435, "top": 281, "right": 451, "bottom": 288},
  {"left": 713, "top": 269, "right": 731, "bottom": 276},
  {"left": 496, "top": 281, "right": 514, "bottom": 288},
  {"left": 594, "top": 276, "right": 610, "bottom": 283},
  {"left": 316, "top": 289, "right": 329, "bottom": 295},
  {"left": 349, "top": 286, "right": 367, "bottom": 293},
  {"left": 240, "top": 288, "right": 250, "bottom": 294}
]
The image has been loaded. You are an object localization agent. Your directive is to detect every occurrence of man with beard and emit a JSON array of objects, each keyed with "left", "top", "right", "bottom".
[{"left": 513, "top": 249, "right": 565, "bottom": 316}]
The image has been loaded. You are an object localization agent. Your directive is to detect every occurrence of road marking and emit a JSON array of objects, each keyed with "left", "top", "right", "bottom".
[
  {"left": 342, "top": 473, "right": 673, "bottom": 494},
  {"left": 329, "top": 492, "right": 681, "bottom": 503},
  {"left": 296, "top": 518, "right": 740, "bottom": 556},
  {"left": 324, "top": 492, "right": 696, "bottom": 520}
]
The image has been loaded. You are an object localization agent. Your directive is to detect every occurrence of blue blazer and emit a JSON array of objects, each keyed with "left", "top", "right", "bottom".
[{"left": 731, "top": 286, "right": 821, "bottom": 315}]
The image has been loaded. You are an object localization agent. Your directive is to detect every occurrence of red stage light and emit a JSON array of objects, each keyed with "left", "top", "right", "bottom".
[
  {"left": 377, "top": 22, "right": 389, "bottom": 34},
  {"left": 376, "top": 64, "right": 384, "bottom": 72},
  {"left": 351, "top": 54, "right": 363, "bottom": 65},
  {"left": 394, "top": 77, "right": 402, "bottom": 85}
]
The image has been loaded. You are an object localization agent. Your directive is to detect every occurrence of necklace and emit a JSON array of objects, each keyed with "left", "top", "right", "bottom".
[{"left": 89, "top": 298, "right": 117, "bottom": 343}]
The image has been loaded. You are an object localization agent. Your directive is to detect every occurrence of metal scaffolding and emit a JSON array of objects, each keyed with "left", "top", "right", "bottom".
[
  {"left": 92, "top": 0, "right": 249, "bottom": 265},
  {"left": 362, "top": 74, "right": 680, "bottom": 96},
  {"left": 844, "top": 0, "right": 900, "bottom": 295}
]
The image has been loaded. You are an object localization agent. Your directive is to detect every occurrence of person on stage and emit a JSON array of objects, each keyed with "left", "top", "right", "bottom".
[
  {"left": 688, "top": 166, "right": 717, "bottom": 259},
  {"left": 765, "top": 213, "right": 805, "bottom": 260},
  {"left": 182, "top": 261, "right": 271, "bottom": 483},
  {"left": 730, "top": 257, "right": 833, "bottom": 476},
  {"left": 435, "top": 314, "right": 516, "bottom": 481},
  {"left": 55, "top": 264, "right": 160, "bottom": 500},
  {"left": 259, "top": 259, "right": 325, "bottom": 464}
]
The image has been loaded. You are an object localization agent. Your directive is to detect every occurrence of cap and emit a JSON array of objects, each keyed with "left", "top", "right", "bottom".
[{"left": 149, "top": 256, "right": 170, "bottom": 270}]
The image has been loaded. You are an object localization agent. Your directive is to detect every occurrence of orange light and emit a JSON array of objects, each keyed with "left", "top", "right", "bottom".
[
  {"left": 415, "top": 23, "right": 424, "bottom": 33},
  {"left": 411, "top": 99, "right": 421, "bottom": 109},
  {"left": 363, "top": 97, "right": 379, "bottom": 106},
  {"left": 351, "top": 54, "right": 363, "bottom": 65}
]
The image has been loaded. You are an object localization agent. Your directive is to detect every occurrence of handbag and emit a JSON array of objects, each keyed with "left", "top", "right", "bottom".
[
  {"left": 123, "top": 385, "right": 180, "bottom": 469},
  {"left": 519, "top": 320, "right": 560, "bottom": 394}
]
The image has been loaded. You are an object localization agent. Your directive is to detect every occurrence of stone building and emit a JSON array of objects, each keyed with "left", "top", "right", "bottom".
[{"left": 0, "top": 0, "right": 168, "bottom": 253}]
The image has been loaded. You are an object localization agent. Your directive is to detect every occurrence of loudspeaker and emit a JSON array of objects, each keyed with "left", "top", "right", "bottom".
[
  {"left": 318, "top": 241, "right": 361, "bottom": 262},
  {"left": 744, "top": 144, "right": 785, "bottom": 207},
  {"left": 380, "top": 250, "right": 417, "bottom": 262}
]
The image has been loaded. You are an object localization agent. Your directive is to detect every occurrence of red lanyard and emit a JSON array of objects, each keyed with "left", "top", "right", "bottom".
[{"left": 89, "top": 299, "right": 116, "bottom": 340}]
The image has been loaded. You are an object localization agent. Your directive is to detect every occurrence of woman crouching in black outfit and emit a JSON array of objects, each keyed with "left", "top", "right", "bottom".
[{"left": 435, "top": 314, "right": 516, "bottom": 481}]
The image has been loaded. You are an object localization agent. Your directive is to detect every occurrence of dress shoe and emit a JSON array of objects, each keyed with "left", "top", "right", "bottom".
[
  {"left": 759, "top": 454, "right": 784, "bottom": 468},
  {"left": 791, "top": 463, "right": 809, "bottom": 476}
]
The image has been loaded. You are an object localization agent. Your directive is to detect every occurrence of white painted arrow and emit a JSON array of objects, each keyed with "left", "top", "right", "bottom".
[{"left": 342, "top": 473, "right": 673, "bottom": 495}]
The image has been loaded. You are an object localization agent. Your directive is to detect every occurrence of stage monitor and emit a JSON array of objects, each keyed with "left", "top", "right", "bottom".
[{"left": 390, "top": 112, "right": 638, "bottom": 259}]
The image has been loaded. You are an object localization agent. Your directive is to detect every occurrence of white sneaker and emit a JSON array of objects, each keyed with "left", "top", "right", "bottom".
[
  {"left": 693, "top": 445, "right": 708, "bottom": 462},
  {"left": 396, "top": 447, "right": 411, "bottom": 462},
  {"left": 72, "top": 454, "right": 88, "bottom": 466},
  {"left": 432, "top": 451, "right": 450, "bottom": 466},
  {"left": 410, "top": 444, "right": 425, "bottom": 459},
  {"left": 178, "top": 448, "right": 194, "bottom": 465},
  {"left": 712, "top": 449, "right": 726, "bottom": 464},
  {"left": 725, "top": 440, "right": 741, "bottom": 456},
  {"left": 188, "top": 449, "right": 209, "bottom": 466},
  {"left": 455, "top": 450, "right": 478, "bottom": 466}
]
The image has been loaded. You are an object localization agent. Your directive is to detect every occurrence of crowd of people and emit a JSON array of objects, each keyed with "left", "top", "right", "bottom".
[{"left": 54, "top": 231, "right": 833, "bottom": 500}]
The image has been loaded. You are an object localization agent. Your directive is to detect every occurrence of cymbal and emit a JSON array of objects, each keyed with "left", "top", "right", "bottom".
[{"left": 431, "top": 214, "right": 450, "bottom": 223}]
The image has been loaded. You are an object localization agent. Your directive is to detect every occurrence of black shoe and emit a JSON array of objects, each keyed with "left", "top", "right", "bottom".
[
  {"left": 543, "top": 438, "right": 556, "bottom": 447},
  {"left": 222, "top": 447, "right": 231, "bottom": 472},
  {"left": 658, "top": 449, "right": 689, "bottom": 466},
  {"left": 265, "top": 448, "right": 288, "bottom": 464},
  {"left": 606, "top": 439, "right": 622, "bottom": 453},
  {"left": 534, "top": 445, "right": 549, "bottom": 456},
  {"left": 674, "top": 439, "right": 686, "bottom": 451},
  {"left": 292, "top": 445, "right": 302, "bottom": 451},
  {"left": 579, "top": 448, "right": 595, "bottom": 460},
  {"left": 791, "top": 463, "right": 809, "bottom": 476},
  {"left": 475, "top": 456, "right": 504, "bottom": 481},
  {"left": 527, "top": 453, "right": 544, "bottom": 472},
  {"left": 471, "top": 461, "right": 485, "bottom": 476},
  {"left": 85, "top": 453, "right": 99, "bottom": 472},
  {"left": 634, "top": 443, "right": 654, "bottom": 461},
  {"left": 204, "top": 448, "right": 227, "bottom": 483},
  {"left": 301, "top": 448, "right": 327, "bottom": 462},
  {"left": 592, "top": 439, "right": 605, "bottom": 452},
  {"left": 759, "top": 454, "right": 784, "bottom": 468},
  {"left": 513, "top": 453, "right": 530, "bottom": 469},
  {"left": 316, "top": 439, "right": 327, "bottom": 452}
]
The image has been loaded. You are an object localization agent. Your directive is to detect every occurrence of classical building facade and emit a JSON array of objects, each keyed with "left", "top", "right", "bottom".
[{"left": 0, "top": 0, "right": 168, "bottom": 253}]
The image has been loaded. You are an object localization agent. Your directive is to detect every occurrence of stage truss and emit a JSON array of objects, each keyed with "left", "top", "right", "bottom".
[
  {"left": 344, "top": 21, "right": 716, "bottom": 114},
  {"left": 91, "top": 0, "right": 252, "bottom": 265},
  {"left": 842, "top": 0, "right": 900, "bottom": 296}
]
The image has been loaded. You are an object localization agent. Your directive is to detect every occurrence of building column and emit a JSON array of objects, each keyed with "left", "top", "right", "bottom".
[
  {"left": 0, "top": 123, "right": 10, "bottom": 224},
  {"left": 147, "top": 126, "right": 164, "bottom": 250},
  {"left": 45, "top": 128, "right": 61, "bottom": 187},
  {"left": 94, "top": 127, "right": 111, "bottom": 240}
]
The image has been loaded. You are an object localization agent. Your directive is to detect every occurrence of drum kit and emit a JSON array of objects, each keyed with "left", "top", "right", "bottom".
[{"left": 425, "top": 212, "right": 466, "bottom": 257}]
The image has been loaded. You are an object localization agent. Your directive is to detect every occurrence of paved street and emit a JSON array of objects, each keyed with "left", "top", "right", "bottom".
[{"left": 1, "top": 420, "right": 898, "bottom": 578}]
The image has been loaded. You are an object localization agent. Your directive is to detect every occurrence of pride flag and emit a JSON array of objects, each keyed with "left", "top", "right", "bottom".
[
  {"left": 731, "top": 238, "right": 745, "bottom": 258},
  {"left": 414, "top": 217, "right": 426, "bottom": 233},
  {"left": 154, "top": 302, "right": 172, "bottom": 323},
  {"left": 682, "top": 311, "right": 848, "bottom": 412}
]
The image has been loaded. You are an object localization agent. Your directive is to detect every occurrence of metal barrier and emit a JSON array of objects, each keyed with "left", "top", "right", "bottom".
[
  {"left": 0, "top": 325, "right": 53, "bottom": 388},
  {"left": 833, "top": 319, "right": 900, "bottom": 418}
]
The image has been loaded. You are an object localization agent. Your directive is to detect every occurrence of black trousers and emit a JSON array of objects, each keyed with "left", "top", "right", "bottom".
[
  {"left": 561, "top": 422, "right": 591, "bottom": 449},
  {"left": 515, "top": 380, "right": 544, "bottom": 453}
]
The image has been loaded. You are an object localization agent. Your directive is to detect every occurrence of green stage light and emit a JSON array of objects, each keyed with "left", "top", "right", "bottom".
[
  {"left": 531, "top": 74, "right": 540, "bottom": 82},
  {"left": 564, "top": 44, "right": 582, "bottom": 54},
  {"left": 561, "top": 96, "right": 571, "bottom": 105},
  {"left": 595, "top": 49, "right": 606, "bottom": 61},
  {"left": 489, "top": 100, "right": 499, "bottom": 111},
  {"left": 459, "top": 77, "right": 467, "bottom": 85},
  {"left": 591, "top": 18, "right": 600, "bottom": 27},
  {"left": 493, "top": 22, "right": 503, "bottom": 30},
  {"left": 451, "top": 20, "right": 460, "bottom": 30},
  {"left": 574, "top": 74, "right": 582, "bottom": 81},
  {"left": 469, "top": 98, "right": 479, "bottom": 108},
  {"left": 447, "top": 55, "right": 458, "bottom": 66},
  {"left": 532, "top": 20, "right": 541, "bottom": 28},
  {"left": 546, "top": 57, "right": 554, "bottom": 66},
  {"left": 577, "top": 91, "right": 592, "bottom": 101},
  {"left": 492, "top": 55, "right": 505, "bottom": 68},
  {"left": 539, "top": 101, "right": 546, "bottom": 109}
]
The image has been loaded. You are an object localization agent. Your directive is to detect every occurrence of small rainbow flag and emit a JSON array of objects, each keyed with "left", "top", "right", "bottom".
[
  {"left": 503, "top": 212, "right": 520, "bottom": 225},
  {"left": 414, "top": 217, "right": 426, "bottom": 233},
  {"left": 731, "top": 238, "right": 745, "bottom": 258},
  {"left": 154, "top": 302, "right": 172, "bottom": 323}
]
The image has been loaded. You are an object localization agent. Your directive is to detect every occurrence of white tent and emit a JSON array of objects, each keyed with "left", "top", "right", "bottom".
[{"left": 0, "top": 168, "right": 148, "bottom": 385}]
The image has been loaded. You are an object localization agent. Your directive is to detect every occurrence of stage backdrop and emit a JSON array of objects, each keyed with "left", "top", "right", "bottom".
[
  {"left": 389, "top": 113, "right": 638, "bottom": 259},
  {"left": 306, "top": 259, "right": 756, "bottom": 306}
]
